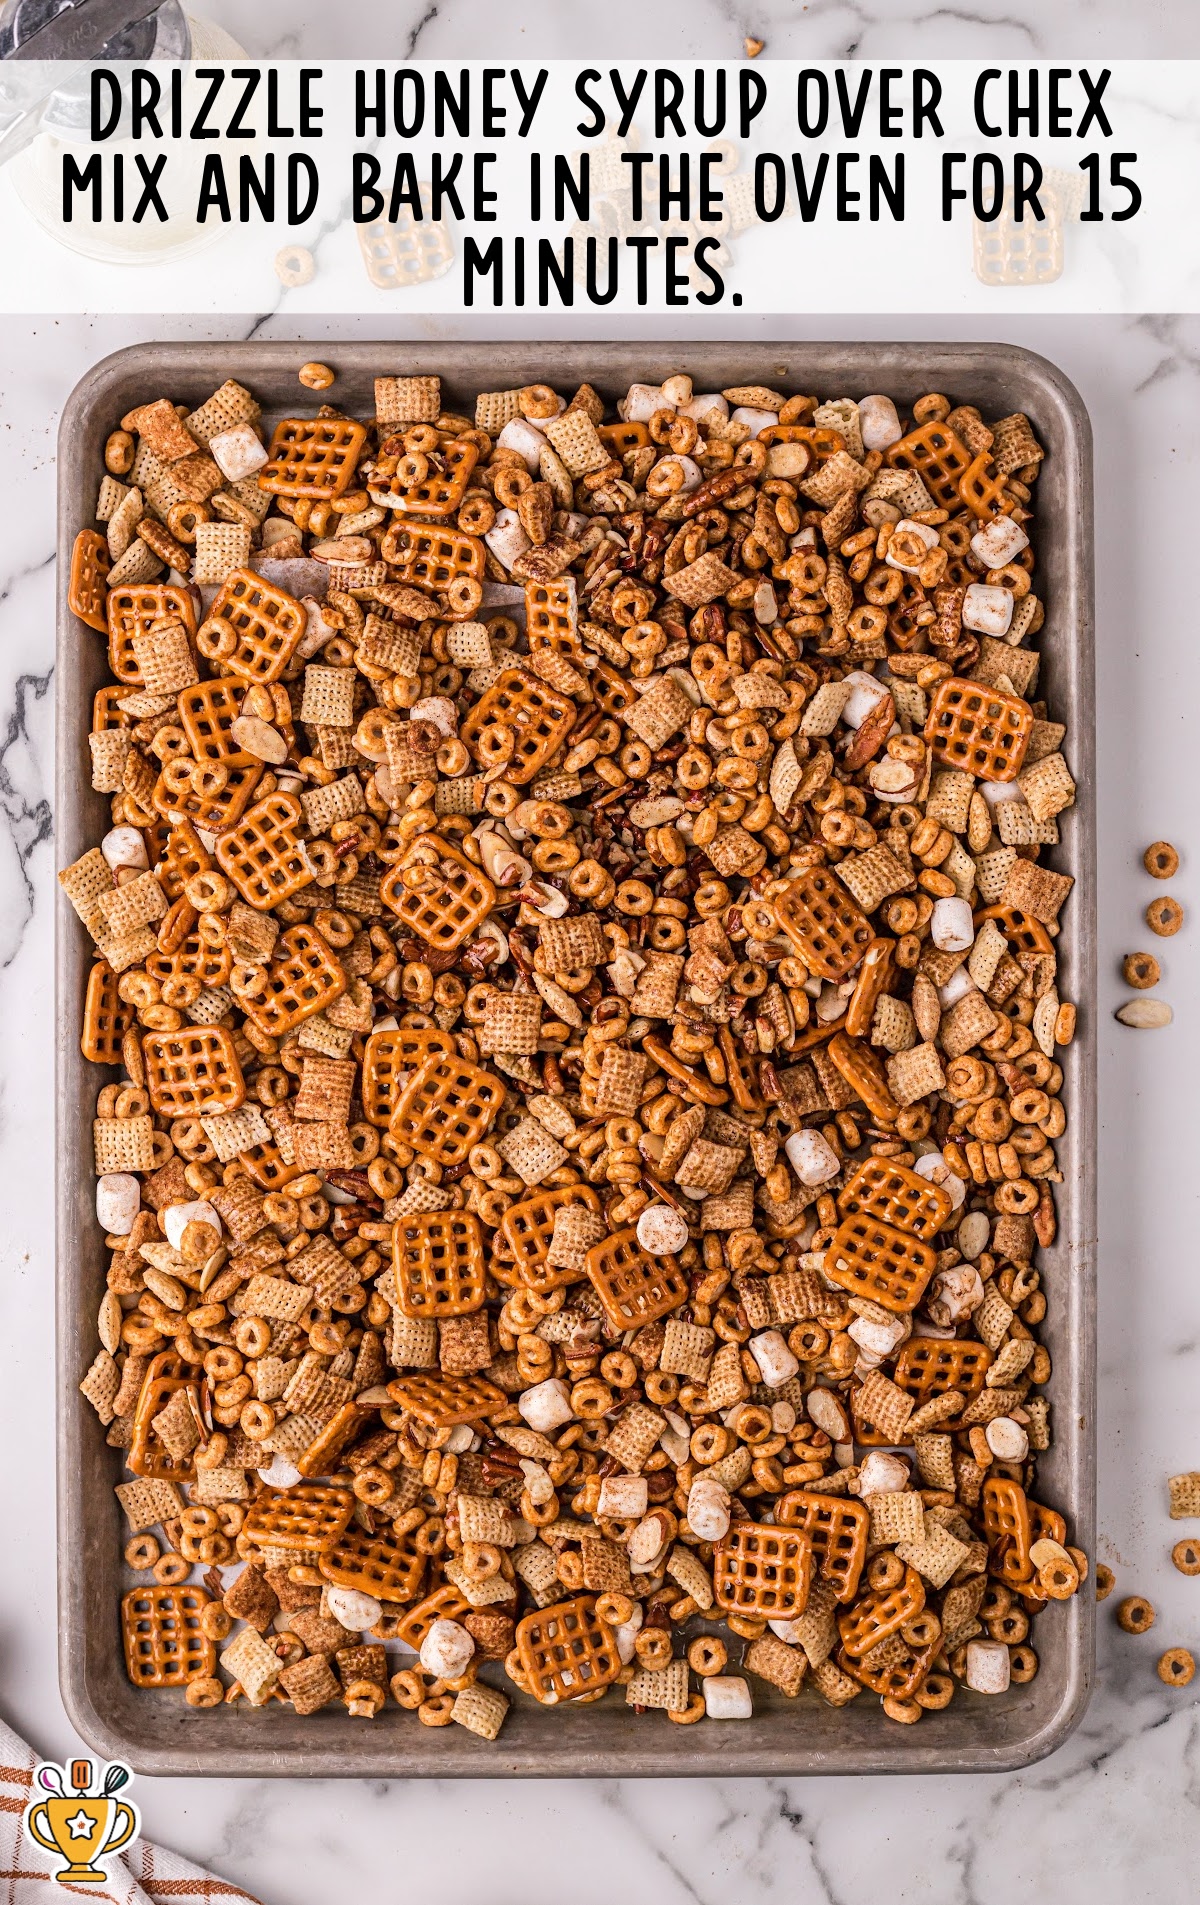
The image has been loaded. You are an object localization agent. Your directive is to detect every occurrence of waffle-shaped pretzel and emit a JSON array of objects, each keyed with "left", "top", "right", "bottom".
[
  {"left": 380, "top": 523, "right": 485, "bottom": 590},
  {"left": 380, "top": 835, "right": 496, "bottom": 953},
  {"left": 390, "top": 1051, "right": 504, "bottom": 1166},
  {"left": 127, "top": 1371, "right": 196, "bottom": 1482},
  {"left": 145, "top": 930, "right": 232, "bottom": 992},
  {"left": 975, "top": 904, "right": 1055, "bottom": 956},
  {"left": 377, "top": 436, "right": 478, "bottom": 518},
  {"left": 774, "top": 867, "right": 873, "bottom": 980},
  {"left": 759, "top": 422, "right": 846, "bottom": 460},
  {"left": 925, "top": 677, "right": 1033, "bottom": 782},
  {"left": 68, "top": 529, "right": 111, "bottom": 632},
  {"left": 143, "top": 1025, "right": 245, "bottom": 1116},
  {"left": 837, "top": 1157, "right": 953, "bottom": 1242},
  {"left": 241, "top": 924, "right": 347, "bottom": 1036},
  {"left": 824, "top": 1214, "right": 937, "bottom": 1314},
  {"left": 239, "top": 1137, "right": 304, "bottom": 1193},
  {"left": 259, "top": 416, "right": 368, "bottom": 499},
  {"left": 776, "top": 1489, "right": 870, "bottom": 1604},
  {"left": 460, "top": 668, "right": 577, "bottom": 786},
  {"left": 92, "top": 686, "right": 129, "bottom": 732},
  {"left": 122, "top": 1585, "right": 215, "bottom": 1688},
  {"left": 107, "top": 584, "right": 196, "bottom": 686},
  {"left": 893, "top": 1337, "right": 993, "bottom": 1403},
  {"left": 243, "top": 1483, "right": 355, "bottom": 1554},
  {"left": 526, "top": 579, "right": 584, "bottom": 662},
  {"left": 500, "top": 1185, "right": 604, "bottom": 1294},
  {"left": 358, "top": 212, "right": 455, "bottom": 290},
  {"left": 714, "top": 1522, "right": 813, "bottom": 1618},
  {"left": 197, "top": 570, "right": 306, "bottom": 684},
  {"left": 981, "top": 1475, "right": 1033, "bottom": 1585},
  {"left": 958, "top": 451, "right": 1011, "bottom": 520},
  {"left": 178, "top": 678, "right": 256, "bottom": 766},
  {"left": 515, "top": 1595, "right": 621, "bottom": 1705},
  {"left": 216, "top": 794, "right": 313, "bottom": 911},
  {"left": 393, "top": 1211, "right": 486, "bottom": 1317},
  {"left": 585, "top": 1227, "right": 689, "bottom": 1330},
  {"left": 974, "top": 210, "right": 1064, "bottom": 290},
  {"left": 887, "top": 422, "right": 974, "bottom": 510},
  {"left": 837, "top": 1565, "right": 926, "bottom": 1659},
  {"left": 395, "top": 1584, "right": 472, "bottom": 1651},
  {"left": 361, "top": 1026, "right": 456, "bottom": 1125},
  {"left": 839, "top": 1636, "right": 937, "bottom": 1700},
  {"left": 589, "top": 658, "right": 637, "bottom": 719},
  {"left": 152, "top": 819, "right": 212, "bottom": 903},
  {"left": 153, "top": 759, "right": 263, "bottom": 835},
  {"left": 826, "top": 1031, "right": 900, "bottom": 1123},
  {"left": 385, "top": 1371, "right": 507, "bottom": 1427},
  {"left": 319, "top": 1527, "right": 424, "bottom": 1605},
  {"left": 81, "top": 960, "right": 132, "bottom": 1064}
]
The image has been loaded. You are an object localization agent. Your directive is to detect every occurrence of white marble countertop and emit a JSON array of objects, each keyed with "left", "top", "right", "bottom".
[{"left": 2, "top": 9, "right": 1199, "bottom": 1900}]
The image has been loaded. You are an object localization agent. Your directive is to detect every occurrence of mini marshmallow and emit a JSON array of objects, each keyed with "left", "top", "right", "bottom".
[
  {"left": 885, "top": 518, "right": 940, "bottom": 572},
  {"left": 443, "top": 1423, "right": 476, "bottom": 1453},
  {"left": 101, "top": 826, "right": 148, "bottom": 872},
  {"left": 619, "top": 383, "right": 666, "bottom": 423},
  {"left": 858, "top": 393, "right": 903, "bottom": 451},
  {"left": 163, "top": 1200, "right": 221, "bottom": 1251},
  {"left": 927, "top": 1264, "right": 984, "bottom": 1326},
  {"left": 785, "top": 1128, "right": 841, "bottom": 1187},
  {"left": 485, "top": 506, "right": 532, "bottom": 569},
  {"left": 209, "top": 422, "right": 269, "bottom": 483},
  {"left": 962, "top": 582, "right": 1014, "bottom": 637},
  {"left": 730, "top": 406, "right": 779, "bottom": 438},
  {"left": 858, "top": 1450, "right": 910, "bottom": 1494},
  {"left": 325, "top": 1586, "right": 383, "bottom": 1631},
  {"left": 613, "top": 1604, "right": 644, "bottom": 1664},
  {"left": 496, "top": 417, "right": 547, "bottom": 471},
  {"left": 637, "top": 1203, "right": 690, "bottom": 1256},
  {"left": 848, "top": 1313, "right": 908, "bottom": 1359},
  {"left": 970, "top": 516, "right": 1029, "bottom": 567},
  {"left": 409, "top": 696, "right": 457, "bottom": 737},
  {"left": 930, "top": 896, "right": 975, "bottom": 952},
  {"left": 598, "top": 1474, "right": 649, "bottom": 1520},
  {"left": 660, "top": 375, "right": 693, "bottom": 407},
  {"left": 937, "top": 967, "right": 976, "bottom": 1008},
  {"left": 914, "top": 1150, "right": 968, "bottom": 1211},
  {"left": 703, "top": 1676, "right": 753, "bottom": 1719},
  {"left": 682, "top": 392, "right": 729, "bottom": 426},
  {"left": 749, "top": 1330, "right": 800, "bottom": 1388},
  {"left": 96, "top": 1174, "right": 139, "bottom": 1235},
  {"left": 687, "top": 1475, "right": 732, "bottom": 1542},
  {"left": 257, "top": 1456, "right": 302, "bottom": 1489},
  {"left": 840, "top": 669, "right": 892, "bottom": 730},
  {"left": 768, "top": 1619, "right": 803, "bottom": 1644},
  {"left": 420, "top": 1618, "right": 475, "bottom": 1681},
  {"left": 985, "top": 1416, "right": 1030, "bottom": 1462},
  {"left": 771, "top": 1400, "right": 797, "bottom": 1435},
  {"left": 966, "top": 1638, "right": 1011, "bottom": 1694},
  {"left": 980, "top": 777, "right": 1024, "bottom": 808},
  {"left": 519, "top": 1376, "right": 575, "bottom": 1433},
  {"left": 806, "top": 1386, "right": 850, "bottom": 1443}
]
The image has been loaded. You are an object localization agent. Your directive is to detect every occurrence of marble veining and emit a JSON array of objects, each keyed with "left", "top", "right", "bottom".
[{"left": 0, "top": 12, "right": 1196, "bottom": 1891}]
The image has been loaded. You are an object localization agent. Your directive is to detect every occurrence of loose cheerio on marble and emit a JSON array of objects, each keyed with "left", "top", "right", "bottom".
[{"left": 64, "top": 367, "right": 1081, "bottom": 1739}]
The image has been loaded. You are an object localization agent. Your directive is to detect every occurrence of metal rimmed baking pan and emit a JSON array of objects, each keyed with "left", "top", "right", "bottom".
[{"left": 57, "top": 340, "right": 1095, "bottom": 1776}]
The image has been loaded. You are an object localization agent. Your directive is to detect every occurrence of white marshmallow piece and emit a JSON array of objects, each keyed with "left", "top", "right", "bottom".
[
  {"left": 985, "top": 1416, "right": 1030, "bottom": 1462},
  {"left": 518, "top": 1376, "right": 575, "bottom": 1433},
  {"left": 420, "top": 1618, "right": 475, "bottom": 1681},
  {"left": 914, "top": 1150, "right": 968, "bottom": 1211},
  {"left": 785, "top": 1128, "right": 841, "bottom": 1187},
  {"left": 619, "top": 383, "right": 665, "bottom": 423},
  {"left": 962, "top": 582, "right": 1014, "bottom": 637},
  {"left": 937, "top": 967, "right": 976, "bottom": 1008},
  {"left": 930, "top": 896, "right": 975, "bottom": 953},
  {"left": 637, "top": 1203, "right": 689, "bottom": 1256},
  {"left": 970, "top": 516, "right": 1029, "bottom": 568},
  {"left": 885, "top": 518, "right": 940, "bottom": 573},
  {"left": 981, "top": 778, "right": 1024, "bottom": 808},
  {"left": 96, "top": 1174, "right": 140, "bottom": 1235},
  {"left": 325, "top": 1586, "right": 383, "bottom": 1631},
  {"left": 687, "top": 1475, "right": 732, "bottom": 1542},
  {"left": 613, "top": 1604, "right": 644, "bottom": 1664},
  {"left": 496, "top": 417, "right": 547, "bottom": 472},
  {"left": 598, "top": 1474, "right": 649, "bottom": 1520},
  {"left": 409, "top": 696, "right": 457, "bottom": 738},
  {"left": 858, "top": 1450, "right": 910, "bottom": 1495},
  {"left": 484, "top": 506, "right": 532, "bottom": 571},
  {"left": 928, "top": 1264, "right": 984, "bottom": 1325},
  {"left": 682, "top": 392, "right": 729, "bottom": 426},
  {"left": 748, "top": 1330, "right": 800, "bottom": 1388},
  {"left": 858, "top": 393, "right": 903, "bottom": 451},
  {"left": 209, "top": 423, "right": 268, "bottom": 483},
  {"left": 163, "top": 1199, "right": 221, "bottom": 1251},
  {"left": 966, "top": 1638, "right": 1011, "bottom": 1694},
  {"left": 730, "top": 406, "right": 779, "bottom": 439},
  {"left": 703, "top": 1676, "right": 753, "bottom": 1720},
  {"left": 840, "top": 669, "right": 892, "bottom": 730},
  {"left": 847, "top": 1313, "right": 907, "bottom": 1359},
  {"left": 101, "top": 825, "right": 148, "bottom": 872}
]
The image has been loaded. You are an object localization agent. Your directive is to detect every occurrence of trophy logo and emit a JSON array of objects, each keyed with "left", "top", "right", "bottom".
[{"left": 23, "top": 1757, "right": 139, "bottom": 1886}]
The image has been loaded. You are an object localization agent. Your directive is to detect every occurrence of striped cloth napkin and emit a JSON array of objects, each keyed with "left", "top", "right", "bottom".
[{"left": 0, "top": 1716, "right": 262, "bottom": 1903}]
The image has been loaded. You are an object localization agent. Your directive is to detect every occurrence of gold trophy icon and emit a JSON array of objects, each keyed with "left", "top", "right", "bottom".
[{"left": 24, "top": 1758, "right": 138, "bottom": 1885}]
